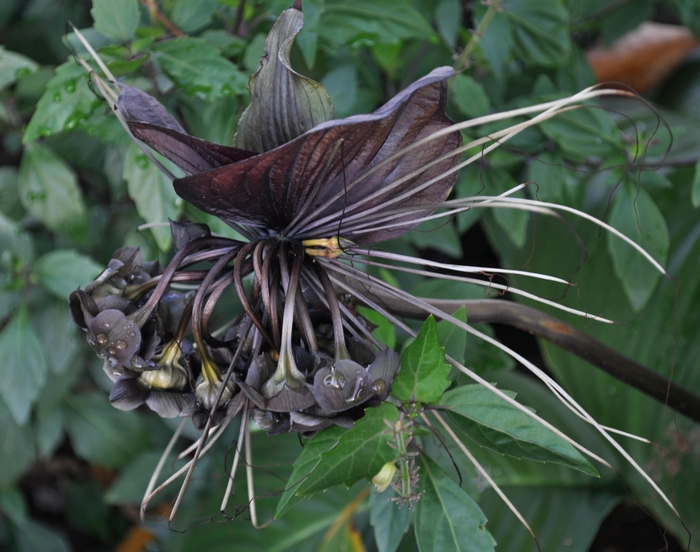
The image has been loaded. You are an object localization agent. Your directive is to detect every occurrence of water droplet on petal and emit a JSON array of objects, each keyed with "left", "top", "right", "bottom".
[
  {"left": 371, "top": 379, "right": 385, "bottom": 395},
  {"left": 114, "top": 339, "right": 128, "bottom": 351},
  {"left": 96, "top": 333, "right": 109, "bottom": 345},
  {"left": 107, "top": 347, "right": 117, "bottom": 356}
]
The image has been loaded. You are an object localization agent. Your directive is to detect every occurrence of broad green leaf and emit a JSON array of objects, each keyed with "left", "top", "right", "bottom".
[
  {"left": 0, "top": 487, "right": 27, "bottom": 524},
  {"left": 321, "top": 64, "right": 357, "bottom": 119},
  {"left": 63, "top": 392, "right": 150, "bottom": 468},
  {"left": 409, "top": 217, "right": 463, "bottom": 258},
  {"left": 295, "top": 403, "right": 400, "bottom": 497},
  {"left": 370, "top": 487, "right": 411, "bottom": 552},
  {"left": 276, "top": 425, "right": 348, "bottom": 518},
  {"left": 435, "top": 0, "right": 461, "bottom": 48},
  {"left": 34, "top": 301, "right": 83, "bottom": 375},
  {"left": 607, "top": 183, "right": 669, "bottom": 311},
  {"left": 600, "top": 0, "right": 653, "bottom": 44},
  {"left": 23, "top": 61, "right": 101, "bottom": 143},
  {"left": 476, "top": 8, "right": 512, "bottom": 80},
  {"left": 123, "top": 143, "right": 184, "bottom": 251},
  {"left": 0, "top": 167, "right": 23, "bottom": 220},
  {"left": 0, "top": 401, "right": 36, "bottom": 486},
  {"left": 502, "top": 0, "right": 571, "bottom": 67},
  {"left": 485, "top": 168, "right": 529, "bottom": 249},
  {"left": 14, "top": 518, "right": 71, "bottom": 552},
  {"left": 358, "top": 306, "right": 396, "bottom": 349},
  {"left": 0, "top": 211, "right": 33, "bottom": 266},
  {"left": 0, "top": 46, "right": 37, "bottom": 90},
  {"left": 32, "top": 249, "right": 103, "bottom": 300},
  {"left": 170, "top": 0, "right": 217, "bottom": 33},
  {"left": 539, "top": 107, "right": 623, "bottom": 160},
  {"left": 450, "top": 74, "right": 490, "bottom": 119},
  {"left": 392, "top": 316, "right": 451, "bottom": 404},
  {"left": 0, "top": 304, "right": 48, "bottom": 425},
  {"left": 415, "top": 455, "right": 496, "bottom": 552},
  {"left": 320, "top": 0, "right": 437, "bottom": 47},
  {"left": 18, "top": 143, "right": 87, "bottom": 239},
  {"left": 105, "top": 450, "right": 175, "bottom": 505},
  {"left": 153, "top": 37, "right": 248, "bottom": 100},
  {"left": 437, "top": 305, "right": 467, "bottom": 365},
  {"left": 438, "top": 385, "right": 598, "bottom": 476},
  {"left": 526, "top": 151, "right": 567, "bottom": 203},
  {"left": 234, "top": 5, "right": 334, "bottom": 152},
  {"left": 692, "top": 158, "right": 700, "bottom": 207},
  {"left": 35, "top": 402, "right": 65, "bottom": 457},
  {"left": 91, "top": 0, "right": 140, "bottom": 43},
  {"left": 296, "top": 0, "right": 324, "bottom": 68}
]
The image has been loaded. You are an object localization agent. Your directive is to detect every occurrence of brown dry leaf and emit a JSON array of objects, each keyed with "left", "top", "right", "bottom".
[{"left": 587, "top": 22, "right": 699, "bottom": 93}]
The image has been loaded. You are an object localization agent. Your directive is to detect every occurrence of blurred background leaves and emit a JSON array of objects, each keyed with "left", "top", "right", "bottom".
[{"left": 1, "top": 0, "right": 700, "bottom": 550}]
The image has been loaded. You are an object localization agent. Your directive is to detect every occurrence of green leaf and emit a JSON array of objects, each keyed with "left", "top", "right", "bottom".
[
  {"left": 437, "top": 306, "right": 467, "bottom": 365},
  {"left": 692, "top": 158, "right": 700, "bottom": 207},
  {"left": 369, "top": 488, "right": 411, "bottom": 552},
  {"left": 539, "top": 106, "right": 624, "bottom": 160},
  {"left": 18, "top": 143, "right": 87, "bottom": 240},
  {"left": 392, "top": 316, "right": 451, "bottom": 404},
  {"left": 153, "top": 37, "right": 248, "bottom": 100},
  {"left": 477, "top": 8, "right": 512, "bottom": 80},
  {"left": 502, "top": 0, "right": 571, "bottom": 67},
  {"left": 32, "top": 250, "right": 103, "bottom": 300},
  {"left": 123, "top": 143, "right": 184, "bottom": 251},
  {"left": 105, "top": 450, "right": 175, "bottom": 505},
  {"left": 170, "top": 0, "right": 217, "bottom": 33},
  {"left": 607, "top": 183, "right": 669, "bottom": 311},
  {"left": 358, "top": 306, "right": 396, "bottom": 349},
  {"left": 63, "top": 393, "right": 150, "bottom": 468},
  {"left": 485, "top": 168, "right": 529, "bottom": 249},
  {"left": 320, "top": 0, "right": 437, "bottom": 47},
  {"left": 91, "top": 0, "right": 140, "bottom": 43},
  {"left": 0, "top": 401, "right": 36, "bottom": 486},
  {"left": 415, "top": 455, "right": 496, "bottom": 552},
  {"left": 450, "top": 74, "right": 490, "bottom": 119},
  {"left": 0, "top": 304, "right": 48, "bottom": 425},
  {"left": 295, "top": 403, "right": 400, "bottom": 497},
  {"left": 13, "top": 518, "right": 71, "bottom": 552},
  {"left": 0, "top": 211, "right": 33, "bottom": 266},
  {"left": 0, "top": 167, "right": 23, "bottom": 220},
  {"left": 0, "top": 46, "right": 37, "bottom": 90},
  {"left": 24, "top": 61, "right": 101, "bottom": 143},
  {"left": 435, "top": 0, "right": 461, "bottom": 48},
  {"left": 296, "top": 0, "right": 323, "bottom": 68},
  {"left": 35, "top": 402, "right": 65, "bottom": 457},
  {"left": 438, "top": 385, "right": 598, "bottom": 476},
  {"left": 276, "top": 425, "right": 347, "bottom": 518},
  {"left": 34, "top": 300, "right": 83, "bottom": 375},
  {"left": 233, "top": 5, "right": 334, "bottom": 152}
]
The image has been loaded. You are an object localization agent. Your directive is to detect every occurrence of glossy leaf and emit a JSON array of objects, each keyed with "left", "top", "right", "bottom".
[
  {"left": 233, "top": 4, "right": 334, "bottom": 152},
  {"left": 392, "top": 316, "right": 451, "bottom": 404},
  {"left": 0, "top": 304, "right": 48, "bottom": 425},
  {"left": 153, "top": 37, "right": 248, "bottom": 100},
  {"left": 438, "top": 385, "right": 598, "bottom": 476},
  {"left": 415, "top": 455, "right": 496, "bottom": 552},
  {"left": 91, "top": 0, "right": 140, "bottom": 43},
  {"left": 539, "top": 107, "right": 623, "bottom": 160},
  {"left": 123, "top": 143, "right": 184, "bottom": 250},
  {"left": 607, "top": 183, "right": 669, "bottom": 311},
  {"left": 0, "top": 46, "right": 37, "bottom": 90},
  {"left": 18, "top": 143, "right": 87, "bottom": 239},
  {"left": 63, "top": 393, "right": 150, "bottom": 468},
  {"left": 294, "top": 402, "right": 400, "bottom": 497},
  {"left": 32, "top": 250, "right": 103, "bottom": 300}
]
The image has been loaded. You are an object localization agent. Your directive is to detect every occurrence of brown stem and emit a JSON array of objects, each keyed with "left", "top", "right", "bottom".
[{"left": 352, "top": 281, "right": 700, "bottom": 423}]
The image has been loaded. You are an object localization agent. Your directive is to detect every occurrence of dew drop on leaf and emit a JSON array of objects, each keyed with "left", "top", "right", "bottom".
[
  {"left": 52, "top": 91, "right": 62, "bottom": 102},
  {"left": 64, "top": 80, "right": 76, "bottom": 93},
  {"left": 136, "top": 155, "right": 149, "bottom": 169}
]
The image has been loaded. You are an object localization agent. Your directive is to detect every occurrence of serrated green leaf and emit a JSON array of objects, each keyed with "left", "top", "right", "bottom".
[
  {"left": 392, "top": 316, "right": 451, "bottom": 404},
  {"left": 91, "top": 0, "right": 140, "bottom": 43},
  {"left": 63, "top": 393, "right": 149, "bottom": 468},
  {"left": 153, "top": 37, "right": 248, "bottom": 100},
  {"left": 123, "top": 143, "right": 184, "bottom": 251},
  {"left": 32, "top": 250, "right": 103, "bottom": 300},
  {"left": 370, "top": 488, "right": 411, "bottom": 552},
  {"left": 607, "top": 183, "right": 669, "bottom": 311},
  {"left": 23, "top": 61, "right": 101, "bottom": 143},
  {"left": 170, "top": 0, "right": 217, "bottom": 33},
  {"left": 0, "top": 401, "right": 36, "bottom": 486},
  {"left": 502, "top": 0, "right": 571, "bottom": 67},
  {"left": 438, "top": 385, "right": 598, "bottom": 476},
  {"left": 0, "top": 304, "right": 48, "bottom": 425},
  {"left": 415, "top": 455, "right": 496, "bottom": 552},
  {"left": 276, "top": 425, "right": 347, "bottom": 518},
  {"left": 295, "top": 403, "right": 400, "bottom": 497},
  {"left": 18, "top": 143, "right": 87, "bottom": 240},
  {"left": 234, "top": 5, "right": 334, "bottom": 152},
  {"left": 0, "top": 46, "right": 37, "bottom": 90}
]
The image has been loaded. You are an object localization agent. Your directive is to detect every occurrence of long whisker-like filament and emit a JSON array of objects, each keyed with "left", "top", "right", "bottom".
[{"left": 221, "top": 400, "right": 250, "bottom": 514}]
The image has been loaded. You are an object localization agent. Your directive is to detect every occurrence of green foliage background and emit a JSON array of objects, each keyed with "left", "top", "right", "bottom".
[{"left": 1, "top": 0, "right": 700, "bottom": 550}]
